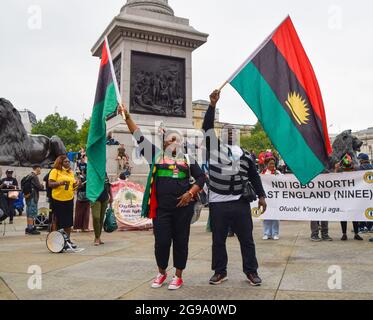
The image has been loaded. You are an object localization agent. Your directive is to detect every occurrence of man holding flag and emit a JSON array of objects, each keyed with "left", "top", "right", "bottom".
[
  {"left": 203, "top": 90, "right": 267, "bottom": 287},
  {"left": 204, "top": 16, "right": 332, "bottom": 287}
]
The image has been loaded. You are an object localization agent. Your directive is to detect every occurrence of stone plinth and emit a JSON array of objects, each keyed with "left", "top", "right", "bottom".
[{"left": 91, "top": 0, "right": 208, "bottom": 184}]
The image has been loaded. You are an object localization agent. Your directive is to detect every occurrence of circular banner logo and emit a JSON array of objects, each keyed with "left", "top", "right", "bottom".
[
  {"left": 251, "top": 207, "right": 263, "bottom": 218},
  {"left": 111, "top": 180, "right": 153, "bottom": 231},
  {"left": 365, "top": 208, "right": 373, "bottom": 221},
  {"left": 363, "top": 172, "right": 373, "bottom": 184}
]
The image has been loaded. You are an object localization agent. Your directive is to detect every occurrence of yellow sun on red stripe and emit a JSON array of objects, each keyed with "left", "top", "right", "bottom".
[{"left": 285, "top": 92, "right": 310, "bottom": 126}]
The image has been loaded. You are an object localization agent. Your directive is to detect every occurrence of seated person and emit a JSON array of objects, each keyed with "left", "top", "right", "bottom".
[
  {"left": 106, "top": 132, "right": 120, "bottom": 146},
  {"left": 117, "top": 144, "right": 130, "bottom": 170}
]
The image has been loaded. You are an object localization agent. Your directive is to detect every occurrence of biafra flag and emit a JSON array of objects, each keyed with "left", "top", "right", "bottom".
[
  {"left": 87, "top": 37, "right": 120, "bottom": 202},
  {"left": 228, "top": 16, "right": 332, "bottom": 185}
]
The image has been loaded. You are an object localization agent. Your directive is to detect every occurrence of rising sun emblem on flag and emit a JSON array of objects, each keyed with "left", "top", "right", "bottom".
[{"left": 285, "top": 92, "right": 310, "bottom": 126}]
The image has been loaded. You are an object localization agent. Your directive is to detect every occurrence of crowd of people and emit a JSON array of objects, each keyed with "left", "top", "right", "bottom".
[
  {"left": 0, "top": 147, "right": 113, "bottom": 247},
  {"left": 1, "top": 90, "right": 372, "bottom": 292},
  {"left": 119, "top": 90, "right": 373, "bottom": 291}
]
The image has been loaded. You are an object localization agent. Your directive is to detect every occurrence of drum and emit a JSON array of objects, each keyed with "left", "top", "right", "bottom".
[
  {"left": 46, "top": 230, "right": 68, "bottom": 253},
  {"left": 8, "top": 191, "right": 19, "bottom": 200}
]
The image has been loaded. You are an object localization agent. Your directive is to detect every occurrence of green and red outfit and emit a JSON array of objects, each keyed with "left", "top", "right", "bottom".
[{"left": 134, "top": 129, "right": 206, "bottom": 270}]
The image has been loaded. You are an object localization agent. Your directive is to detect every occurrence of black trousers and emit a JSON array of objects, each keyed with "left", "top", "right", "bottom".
[
  {"left": 341, "top": 221, "right": 359, "bottom": 234},
  {"left": 153, "top": 205, "right": 194, "bottom": 271},
  {"left": 53, "top": 200, "right": 74, "bottom": 230},
  {"left": 6, "top": 198, "right": 15, "bottom": 222},
  {"left": 210, "top": 198, "right": 258, "bottom": 275}
]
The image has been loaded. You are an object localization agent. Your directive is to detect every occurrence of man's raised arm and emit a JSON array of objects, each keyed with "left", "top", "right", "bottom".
[{"left": 202, "top": 90, "right": 220, "bottom": 133}]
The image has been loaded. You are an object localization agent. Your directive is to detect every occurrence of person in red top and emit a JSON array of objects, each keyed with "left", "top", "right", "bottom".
[{"left": 258, "top": 152, "right": 266, "bottom": 172}]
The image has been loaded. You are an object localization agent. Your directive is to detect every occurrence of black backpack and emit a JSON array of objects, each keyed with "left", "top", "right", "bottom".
[
  {"left": 43, "top": 170, "right": 53, "bottom": 200},
  {"left": 21, "top": 175, "right": 33, "bottom": 199}
]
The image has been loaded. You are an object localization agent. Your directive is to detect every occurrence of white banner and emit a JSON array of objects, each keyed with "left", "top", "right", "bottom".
[{"left": 252, "top": 170, "right": 373, "bottom": 222}]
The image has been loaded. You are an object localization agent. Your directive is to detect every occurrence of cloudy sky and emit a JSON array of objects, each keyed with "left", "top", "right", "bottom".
[{"left": 1, "top": 0, "right": 372, "bottom": 133}]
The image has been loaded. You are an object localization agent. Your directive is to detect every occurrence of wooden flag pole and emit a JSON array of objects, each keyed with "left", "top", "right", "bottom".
[
  {"left": 118, "top": 104, "right": 127, "bottom": 122},
  {"left": 218, "top": 81, "right": 228, "bottom": 92}
]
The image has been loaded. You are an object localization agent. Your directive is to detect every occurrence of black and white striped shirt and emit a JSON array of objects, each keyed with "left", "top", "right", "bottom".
[{"left": 203, "top": 105, "right": 266, "bottom": 200}]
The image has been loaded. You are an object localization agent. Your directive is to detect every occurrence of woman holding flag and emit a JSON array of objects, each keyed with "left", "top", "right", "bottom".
[{"left": 118, "top": 105, "right": 206, "bottom": 291}]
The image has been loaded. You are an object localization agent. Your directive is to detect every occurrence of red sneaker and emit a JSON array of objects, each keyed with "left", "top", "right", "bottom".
[
  {"left": 151, "top": 273, "right": 168, "bottom": 289},
  {"left": 168, "top": 276, "right": 183, "bottom": 290}
]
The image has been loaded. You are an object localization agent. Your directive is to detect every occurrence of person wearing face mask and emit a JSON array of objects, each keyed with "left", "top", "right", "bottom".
[
  {"left": 119, "top": 105, "right": 206, "bottom": 291},
  {"left": 203, "top": 90, "right": 267, "bottom": 287}
]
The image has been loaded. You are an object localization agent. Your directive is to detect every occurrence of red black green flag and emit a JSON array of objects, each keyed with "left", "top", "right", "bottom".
[
  {"left": 228, "top": 16, "right": 332, "bottom": 185},
  {"left": 87, "top": 38, "right": 120, "bottom": 202}
]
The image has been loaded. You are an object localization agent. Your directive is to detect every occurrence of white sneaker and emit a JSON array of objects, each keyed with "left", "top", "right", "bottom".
[
  {"left": 262, "top": 235, "right": 270, "bottom": 240},
  {"left": 273, "top": 235, "right": 280, "bottom": 240}
]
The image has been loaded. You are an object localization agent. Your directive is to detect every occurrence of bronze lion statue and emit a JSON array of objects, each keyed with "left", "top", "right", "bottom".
[
  {"left": 0, "top": 98, "right": 66, "bottom": 167},
  {"left": 328, "top": 130, "right": 363, "bottom": 170}
]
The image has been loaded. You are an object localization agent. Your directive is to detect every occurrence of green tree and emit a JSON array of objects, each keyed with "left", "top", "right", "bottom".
[
  {"left": 241, "top": 122, "right": 275, "bottom": 156},
  {"left": 125, "top": 191, "right": 137, "bottom": 206},
  {"left": 79, "top": 118, "right": 90, "bottom": 148},
  {"left": 32, "top": 113, "right": 91, "bottom": 151}
]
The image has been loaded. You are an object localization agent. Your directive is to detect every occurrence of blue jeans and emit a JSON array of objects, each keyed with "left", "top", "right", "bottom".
[
  {"left": 263, "top": 220, "right": 280, "bottom": 237},
  {"left": 26, "top": 198, "right": 38, "bottom": 219}
]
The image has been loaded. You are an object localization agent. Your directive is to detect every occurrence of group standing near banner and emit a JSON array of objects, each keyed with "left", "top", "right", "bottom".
[{"left": 2, "top": 15, "right": 373, "bottom": 296}]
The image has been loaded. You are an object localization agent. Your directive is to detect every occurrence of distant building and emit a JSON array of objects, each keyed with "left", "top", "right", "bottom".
[
  {"left": 192, "top": 100, "right": 219, "bottom": 129},
  {"left": 192, "top": 100, "right": 254, "bottom": 137},
  {"left": 18, "top": 109, "right": 37, "bottom": 134},
  {"left": 354, "top": 127, "right": 373, "bottom": 159}
]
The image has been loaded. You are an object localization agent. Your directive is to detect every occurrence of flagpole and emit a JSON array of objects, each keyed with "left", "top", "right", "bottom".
[
  {"left": 104, "top": 36, "right": 127, "bottom": 120},
  {"left": 218, "top": 81, "right": 228, "bottom": 92}
]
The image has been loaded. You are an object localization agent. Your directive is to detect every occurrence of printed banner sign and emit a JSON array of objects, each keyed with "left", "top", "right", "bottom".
[
  {"left": 252, "top": 171, "right": 373, "bottom": 222},
  {"left": 111, "top": 180, "right": 153, "bottom": 231}
]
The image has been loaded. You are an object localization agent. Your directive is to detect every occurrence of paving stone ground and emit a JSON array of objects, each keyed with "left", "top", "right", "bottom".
[{"left": 1, "top": 211, "right": 373, "bottom": 300}]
